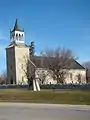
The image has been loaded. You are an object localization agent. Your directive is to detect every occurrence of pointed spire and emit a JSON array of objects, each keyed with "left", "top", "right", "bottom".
[
  {"left": 14, "top": 19, "right": 20, "bottom": 30},
  {"left": 12, "top": 19, "right": 22, "bottom": 32}
]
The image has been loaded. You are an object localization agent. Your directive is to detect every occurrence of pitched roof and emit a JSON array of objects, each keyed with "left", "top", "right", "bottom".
[
  {"left": 11, "top": 19, "right": 23, "bottom": 32},
  {"left": 31, "top": 56, "right": 85, "bottom": 69},
  {"left": 6, "top": 42, "right": 28, "bottom": 48}
]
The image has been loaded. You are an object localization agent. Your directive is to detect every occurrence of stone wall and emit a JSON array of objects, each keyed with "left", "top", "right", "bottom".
[{"left": 35, "top": 68, "right": 86, "bottom": 84}]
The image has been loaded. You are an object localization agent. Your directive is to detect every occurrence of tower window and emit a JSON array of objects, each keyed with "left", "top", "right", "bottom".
[
  {"left": 16, "top": 34, "right": 18, "bottom": 37},
  {"left": 16, "top": 34, "right": 18, "bottom": 40},
  {"left": 19, "top": 34, "right": 22, "bottom": 40}
]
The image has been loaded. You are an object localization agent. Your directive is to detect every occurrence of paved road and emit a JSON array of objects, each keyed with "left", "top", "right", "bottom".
[{"left": 0, "top": 103, "right": 90, "bottom": 120}]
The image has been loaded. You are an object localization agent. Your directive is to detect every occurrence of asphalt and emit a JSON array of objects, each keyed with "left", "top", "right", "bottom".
[{"left": 0, "top": 103, "right": 90, "bottom": 120}]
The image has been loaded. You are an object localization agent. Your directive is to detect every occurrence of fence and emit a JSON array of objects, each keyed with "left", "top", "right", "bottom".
[
  {"left": 0, "top": 84, "right": 28, "bottom": 89},
  {"left": 0, "top": 84, "right": 90, "bottom": 90},
  {"left": 40, "top": 84, "right": 90, "bottom": 90}
]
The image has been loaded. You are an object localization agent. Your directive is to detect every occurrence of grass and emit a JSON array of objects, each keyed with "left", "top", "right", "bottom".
[{"left": 0, "top": 89, "right": 90, "bottom": 104}]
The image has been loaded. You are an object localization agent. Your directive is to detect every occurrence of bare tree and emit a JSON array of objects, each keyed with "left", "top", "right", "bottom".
[
  {"left": 82, "top": 61, "right": 90, "bottom": 69},
  {"left": 40, "top": 47, "right": 76, "bottom": 84},
  {"left": 36, "top": 69, "right": 50, "bottom": 85},
  {"left": 76, "top": 74, "right": 81, "bottom": 84},
  {"left": 0, "top": 71, "right": 7, "bottom": 85},
  {"left": 20, "top": 41, "right": 35, "bottom": 84},
  {"left": 21, "top": 55, "right": 29, "bottom": 81},
  {"left": 21, "top": 55, "right": 36, "bottom": 83}
]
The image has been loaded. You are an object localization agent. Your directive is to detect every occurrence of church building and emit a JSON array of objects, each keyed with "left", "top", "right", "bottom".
[{"left": 6, "top": 20, "right": 87, "bottom": 85}]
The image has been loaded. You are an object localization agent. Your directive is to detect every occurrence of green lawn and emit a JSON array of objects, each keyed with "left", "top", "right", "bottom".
[{"left": 0, "top": 89, "right": 90, "bottom": 104}]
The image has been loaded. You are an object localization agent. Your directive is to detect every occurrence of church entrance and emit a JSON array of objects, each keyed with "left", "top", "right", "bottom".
[{"left": 10, "top": 78, "right": 13, "bottom": 84}]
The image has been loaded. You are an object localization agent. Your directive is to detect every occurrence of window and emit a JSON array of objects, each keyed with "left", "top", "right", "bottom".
[
  {"left": 70, "top": 73, "right": 72, "bottom": 80},
  {"left": 21, "top": 34, "right": 24, "bottom": 40},
  {"left": 16, "top": 34, "right": 18, "bottom": 40},
  {"left": 77, "top": 74, "right": 81, "bottom": 84},
  {"left": 16, "top": 34, "right": 18, "bottom": 37},
  {"left": 11, "top": 65, "right": 12, "bottom": 69},
  {"left": 19, "top": 34, "right": 22, "bottom": 40},
  {"left": 50, "top": 82, "right": 51, "bottom": 84}
]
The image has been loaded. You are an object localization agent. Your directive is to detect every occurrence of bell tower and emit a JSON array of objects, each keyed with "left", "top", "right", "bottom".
[
  {"left": 10, "top": 19, "right": 25, "bottom": 44},
  {"left": 6, "top": 19, "right": 29, "bottom": 85}
]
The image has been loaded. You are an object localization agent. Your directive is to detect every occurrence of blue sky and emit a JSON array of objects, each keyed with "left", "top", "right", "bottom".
[{"left": 0, "top": 0, "right": 90, "bottom": 73}]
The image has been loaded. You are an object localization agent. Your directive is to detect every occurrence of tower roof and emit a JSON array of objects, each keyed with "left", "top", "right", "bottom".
[{"left": 12, "top": 19, "right": 23, "bottom": 32}]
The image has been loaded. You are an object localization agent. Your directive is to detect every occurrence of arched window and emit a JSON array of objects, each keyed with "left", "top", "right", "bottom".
[
  {"left": 19, "top": 34, "right": 21, "bottom": 40},
  {"left": 16, "top": 34, "right": 18, "bottom": 40},
  {"left": 21, "top": 34, "right": 24, "bottom": 41},
  {"left": 16, "top": 34, "right": 18, "bottom": 37}
]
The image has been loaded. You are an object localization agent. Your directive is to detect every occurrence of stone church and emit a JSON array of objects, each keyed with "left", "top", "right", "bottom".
[{"left": 6, "top": 20, "right": 86, "bottom": 85}]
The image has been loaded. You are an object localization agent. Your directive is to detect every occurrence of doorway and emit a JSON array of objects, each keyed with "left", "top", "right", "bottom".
[{"left": 10, "top": 77, "right": 13, "bottom": 84}]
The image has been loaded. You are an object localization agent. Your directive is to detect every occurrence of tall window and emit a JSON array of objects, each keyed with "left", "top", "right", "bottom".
[
  {"left": 70, "top": 73, "right": 72, "bottom": 80},
  {"left": 11, "top": 65, "right": 12, "bottom": 69},
  {"left": 77, "top": 74, "right": 81, "bottom": 84},
  {"left": 19, "top": 34, "right": 21, "bottom": 40},
  {"left": 16, "top": 34, "right": 18, "bottom": 40}
]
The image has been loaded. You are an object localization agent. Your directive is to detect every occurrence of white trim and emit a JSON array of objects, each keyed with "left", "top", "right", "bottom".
[{"left": 16, "top": 40, "right": 25, "bottom": 43}]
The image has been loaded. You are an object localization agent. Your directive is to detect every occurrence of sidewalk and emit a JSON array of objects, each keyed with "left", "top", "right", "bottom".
[{"left": 0, "top": 102, "right": 90, "bottom": 110}]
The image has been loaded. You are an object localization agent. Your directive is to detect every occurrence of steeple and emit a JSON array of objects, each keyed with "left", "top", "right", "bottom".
[
  {"left": 14, "top": 19, "right": 20, "bottom": 30},
  {"left": 12, "top": 19, "right": 22, "bottom": 32},
  {"left": 10, "top": 19, "right": 25, "bottom": 44}
]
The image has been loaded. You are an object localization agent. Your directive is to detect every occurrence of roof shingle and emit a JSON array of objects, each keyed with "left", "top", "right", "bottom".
[{"left": 31, "top": 56, "right": 85, "bottom": 69}]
